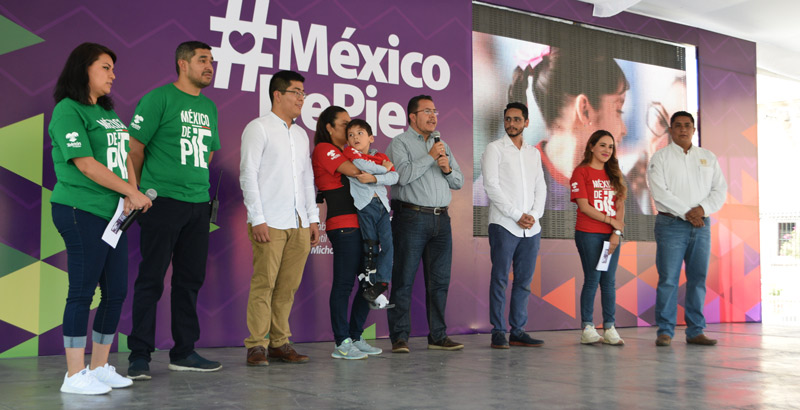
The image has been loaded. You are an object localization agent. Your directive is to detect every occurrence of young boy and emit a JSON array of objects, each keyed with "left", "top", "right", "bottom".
[{"left": 342, "top": 119, "right": 397, "bottom": 309}]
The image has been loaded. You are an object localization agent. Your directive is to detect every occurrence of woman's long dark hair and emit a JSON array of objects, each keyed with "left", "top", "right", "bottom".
[
  {"left": 54, "top": 42, "right": 116, "bottom": 110},
  {"left": 509, "top": 47, "right": 629, "bottom": 128},
  {"left": 578, "top": 130, "right": 627, "bottom": 201},
  {"left": 314, "top": 105, "right": 348, "bottom": 146}
]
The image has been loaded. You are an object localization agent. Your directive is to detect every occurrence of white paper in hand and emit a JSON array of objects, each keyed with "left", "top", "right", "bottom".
[
  {"left": 102, "top": 198, "right": 126, "bottom": 248},
  {"left": 595, "top": 241, "right": 611, "bottom": 271}
]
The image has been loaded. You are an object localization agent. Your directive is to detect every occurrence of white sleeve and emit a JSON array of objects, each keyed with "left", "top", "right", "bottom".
[{"left": 239, "top": 120, "right": 266, "bottom": 226}]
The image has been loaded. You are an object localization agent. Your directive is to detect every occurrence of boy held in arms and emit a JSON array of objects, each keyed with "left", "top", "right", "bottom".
[{"left": 342, "top": 119, "right": 398, "bottom": 309}]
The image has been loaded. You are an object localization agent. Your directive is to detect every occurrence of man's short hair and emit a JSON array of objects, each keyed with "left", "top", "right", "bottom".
[
  {"left": 670, "top": 110, "right": 695, "bottom": 126},
  {"left": 504, "top": 102, "right": 528, "bottom": 120},
  {"left": 407, "top": 95, "right": 433, "bottom": 124},
  {"left": 346, "top": 118, "right": 373, "bottom": 137},
  {"left": 175, "top": 41, "right": 212, "bottom": 75},
  {"left": 268, "top": 70, "right": 305, "bottom": 103}
]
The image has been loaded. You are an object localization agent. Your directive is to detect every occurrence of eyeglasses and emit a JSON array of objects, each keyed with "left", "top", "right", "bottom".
[
  {"left": 280, "top": 89, "right": 307, "bottom": 99},
  {"left": 646, "top": 102, "right": 669, "bottom": 137},
  {"left": 413, "top": 109, "right": 438, "bottom": 116}
]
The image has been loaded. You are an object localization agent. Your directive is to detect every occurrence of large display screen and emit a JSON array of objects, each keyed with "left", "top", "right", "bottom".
[{"left": 473, "top": 4, "right": 698, "bottom": 240}]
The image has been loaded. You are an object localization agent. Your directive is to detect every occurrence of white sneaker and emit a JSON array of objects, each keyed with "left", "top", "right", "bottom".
[
  {"left": 352, "top": 337, "right": 383, "bottom": 355},
  {"left": 581, "top": 324, "right": 603, "bottom": 344},
  {"left": 603, "top": 326, "right": 625, "bottom": 346},
  {"left": 331, "top": 338, "right": 368, "bottom": 360},
  {"left": 89, "top": 363, "right": 133, "bottom": 388},
  {"left": 60, "top": 368, "right": 112, "bottom": 395}
]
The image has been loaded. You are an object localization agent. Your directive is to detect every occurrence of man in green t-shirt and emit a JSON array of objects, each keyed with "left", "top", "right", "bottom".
[{"left": 126, "top": 41, "right": 222, "bottom": 380}]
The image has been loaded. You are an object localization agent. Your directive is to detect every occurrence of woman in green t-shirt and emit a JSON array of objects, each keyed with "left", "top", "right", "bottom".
[{"left": 49, "top": 42, "right": 152, "bottom": 395}]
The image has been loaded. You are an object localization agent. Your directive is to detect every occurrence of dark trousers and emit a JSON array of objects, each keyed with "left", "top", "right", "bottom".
[
  {"left": 128, "top": 197, "right": 210, "bottom": 362},
  {"left": 327, "top": 227, "right": 370, "bottom": 345},
  {"left": 387, "top": 206, "right": 452, "bottom": 344},
  {"left": 53, "top": 204, "right": 128, "bottom": 348}
]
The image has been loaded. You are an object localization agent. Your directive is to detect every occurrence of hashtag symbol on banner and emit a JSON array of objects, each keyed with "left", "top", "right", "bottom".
[{"left": 210, "top": 0, "right": 278, "bottom": 92}]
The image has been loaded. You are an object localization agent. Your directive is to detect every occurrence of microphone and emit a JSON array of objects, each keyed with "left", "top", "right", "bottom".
[
  {"left": 119, "top": 189, "right": 157, "bottom": 232},
  {"left": 431, "top": 131, "right": 444, "bottom": 158}
]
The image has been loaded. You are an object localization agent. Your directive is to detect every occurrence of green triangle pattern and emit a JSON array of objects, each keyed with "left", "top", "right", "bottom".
[
  {"left": 0, "top": 15, "right": 44, "bottom": 56},
  {"left": 362, "top": 323, "right": 376, "bottom": 340},
  {"left": 117, "top": 333, "right": 130, "bottom": 353},
  {"left": 0, "top": 242, "right": 38, "bottom": 279},
  {"left": 39, "top": 262, "right": 68, "bottom": 334},
  {"left": 210, "top": 223, "right": 219, "bottom": 233},
  {"left": 0, "top": 336, "right": 38, "bottom": 358},
  {"left": 0, "top": 114, "right": 44, "bottom": 185},
  {"left": 40, "top": 188, "right": 66, "bottom": 259},
  {"left": 0, "top": 263, "right": 40, "bottom": 333},
  {"left": 90, "top": 287, "right": 101, "bottom": 310}
]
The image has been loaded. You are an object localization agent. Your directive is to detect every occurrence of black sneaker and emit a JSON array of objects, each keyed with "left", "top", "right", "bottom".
[
  {"left": 509, "top": 332, "right": 544, "bottom": 347},
  {"left": 491, "top": 332, "right": 509, "bottom": 349},
  {"left": 127, "top": 358, "right": 151, "bottom": 380},
  {"left": 362, "top": 282, "right": 388, "bottom": 303},
  {"left": 168, "top": 352, "right": 222, "bottom": 372}
]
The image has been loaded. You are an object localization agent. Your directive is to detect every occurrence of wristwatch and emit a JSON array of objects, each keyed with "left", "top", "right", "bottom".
[{"left": 614, "top": 229, "right": 623, "bottom": 237}]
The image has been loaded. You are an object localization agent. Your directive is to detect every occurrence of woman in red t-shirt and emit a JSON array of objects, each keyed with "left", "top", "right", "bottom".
[
  {"left": 312, "top": 106, "right": 382, "bottom": 359},
  {"left": 569, "top": 130, "right": 627, "bottom": 346}
]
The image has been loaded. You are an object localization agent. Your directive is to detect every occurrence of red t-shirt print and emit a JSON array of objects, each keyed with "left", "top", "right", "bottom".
[{"left": 570, "top": 166, "right": 616, "bottom": 234}]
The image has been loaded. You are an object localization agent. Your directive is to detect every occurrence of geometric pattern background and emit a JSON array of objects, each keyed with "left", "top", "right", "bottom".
[{"left": 0, "top": 0, "right": 758, "bottom": 358}]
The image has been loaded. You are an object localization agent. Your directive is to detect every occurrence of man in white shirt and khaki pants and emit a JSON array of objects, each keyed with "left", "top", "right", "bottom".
[
  {"left": 239, "top": 70, "right": 320, "bottom": 365},
  {"left": 647, "top": 111, "right": 727, "bottom": 347}
]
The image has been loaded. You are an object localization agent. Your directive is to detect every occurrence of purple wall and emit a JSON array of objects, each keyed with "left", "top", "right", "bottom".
[{"left": 0, "top": 0, "right": 758, "bottom": 356}]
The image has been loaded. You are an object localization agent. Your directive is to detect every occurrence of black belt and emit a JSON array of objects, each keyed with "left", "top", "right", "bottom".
[
  {"left": 395, "top": 200, "right": 448, "bottom": 215},
  {"left": 658, "top": 212, "right": 677, "bottom": 219}
]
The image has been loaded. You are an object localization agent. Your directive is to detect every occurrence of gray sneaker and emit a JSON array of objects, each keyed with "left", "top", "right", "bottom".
[
  {"left": 126, "top": 358, "right": 151, "bottom": 380},
  {"left": 168, "top": 352, "right": 222, "bottom": 372},
  {"left": 352, "top": 337, "right": 383, "bottom": 355},
  {"left": 331, "top": 338, "right": 368, "bottom": 360}
]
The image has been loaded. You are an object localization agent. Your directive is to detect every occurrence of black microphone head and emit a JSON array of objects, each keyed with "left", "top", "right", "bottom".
[
  {"left": 431, "top": 131, "right": 441, "bottom": 143},
  {"left": 145, "top": 189, "right": 158, "bottom": 200}
]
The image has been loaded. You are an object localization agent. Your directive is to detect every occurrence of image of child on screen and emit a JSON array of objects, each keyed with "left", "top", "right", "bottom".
[{"left": 509, "top": 46, "right": 629, "bottom": 211}]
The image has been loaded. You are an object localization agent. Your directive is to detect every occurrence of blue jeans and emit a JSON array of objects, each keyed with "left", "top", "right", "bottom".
[
  {"left": 488, "top": 224, "right": 540, "bottom": 335},
  {"left": 327, "top": 227, "right": 370, "bottom": 345},
  {"left": 575, "top": 230, "right": 620, "bottom": 328},
  {"left": 387, "top": 206, "right": 452, "bottom": 343},
  {"left": 654, "top": 214, "right": 711, "bottom": 338},
  {"left": 357, "top": 197, "right": 393, "bottom": 283},
  {"left": 52, "top": 204, "right": 128, "bottom": 348}
]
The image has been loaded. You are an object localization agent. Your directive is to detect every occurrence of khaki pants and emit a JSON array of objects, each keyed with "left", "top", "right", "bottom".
[{"left": 243, "top": 224, "right": 310, "bottom": 348}]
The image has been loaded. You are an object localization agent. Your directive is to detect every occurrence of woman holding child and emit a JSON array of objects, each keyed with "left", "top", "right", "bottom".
[{"left": 311, "top": 106, "right": 383, "bottom": 360}]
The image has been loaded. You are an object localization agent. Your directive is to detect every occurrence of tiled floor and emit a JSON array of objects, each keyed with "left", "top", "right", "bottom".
[{"left": 1, "top": 323, "right": 799, "bottom": 409}]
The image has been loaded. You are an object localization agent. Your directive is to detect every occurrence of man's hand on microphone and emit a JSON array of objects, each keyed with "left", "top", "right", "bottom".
[
  {"left": 429, "top": 141, "right": 445, "bottom": 160},
  {"left": 252, "top": 223, "right": 271, "bottom": 243}
]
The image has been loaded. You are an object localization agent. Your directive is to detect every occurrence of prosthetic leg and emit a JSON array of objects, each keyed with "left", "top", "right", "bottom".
[{"left": 359, "top": 239, "right": 393, "bottom": 309}]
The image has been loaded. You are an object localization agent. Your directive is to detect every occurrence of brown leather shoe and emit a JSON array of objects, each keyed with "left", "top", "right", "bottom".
[
  {"left": 391, "top": 340, "right": 410, "bottom": 353},
  {"left": 246, "top": 346, "right": 269, "bottom": 366},
  {"left": 267, "top": 343, "right": 310, "bottom": 363},
  {"left": 655, "top": 334, "right": 672, "bottom": 346},
  {"left": 686, "top": 334, "right": 717, "bottom": 346},
  {"left": 428, "top": 336, "right": 464, "bottom": 351}
]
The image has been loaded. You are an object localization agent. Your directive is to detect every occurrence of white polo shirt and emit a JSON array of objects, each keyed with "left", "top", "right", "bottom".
[{"left": 647, "top": 141, "right": 727, "bottom": 219}]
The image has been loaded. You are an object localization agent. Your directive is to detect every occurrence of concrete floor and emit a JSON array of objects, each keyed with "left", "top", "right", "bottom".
[{"left": 1, "top": 323, "right": 799, "bottom": 409}]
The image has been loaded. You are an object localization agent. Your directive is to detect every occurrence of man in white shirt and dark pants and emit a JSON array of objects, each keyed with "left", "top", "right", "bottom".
[
  {"left": 239, "top": 70, "right": 320, "bottom": 365},
  {"left": 481, "top": 102, "right": 547, "bottom": 349},
  {"left": 647, "top": 111, "right": 727, "bottom": 347}
]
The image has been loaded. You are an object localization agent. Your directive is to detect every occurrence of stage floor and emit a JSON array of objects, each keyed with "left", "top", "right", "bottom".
[{"left": 1, "top": 323, "right": 799, "bottom": 409}]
